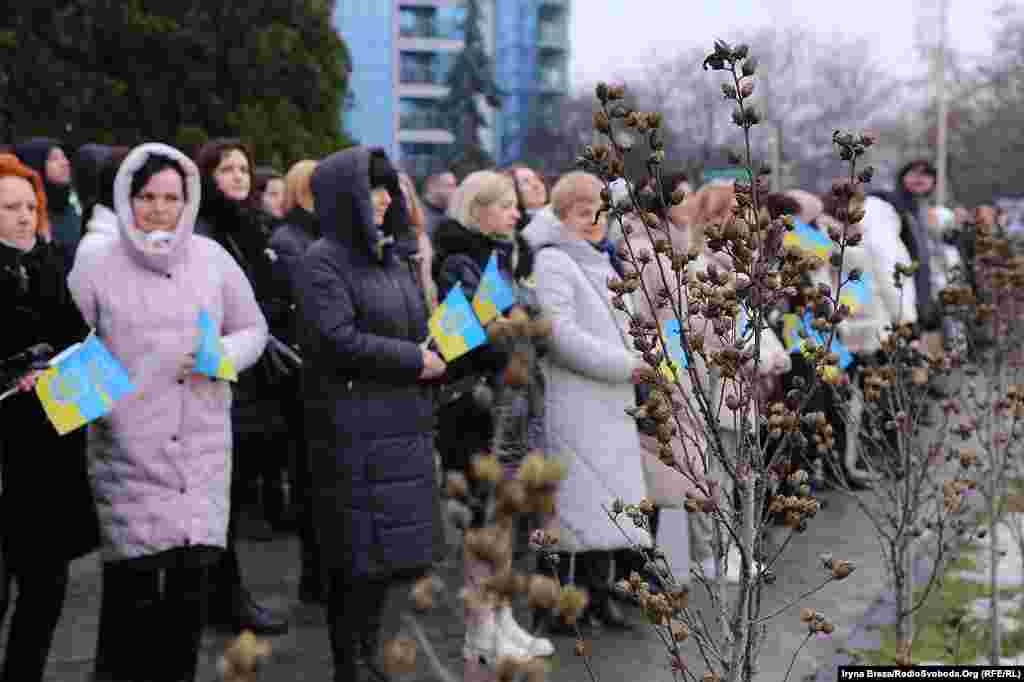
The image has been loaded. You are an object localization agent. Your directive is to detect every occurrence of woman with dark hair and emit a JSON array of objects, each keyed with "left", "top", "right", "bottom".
[
  {"left": 69, "top": 142, "right": 267, "bottom": 681},
  {"left": 74, "top": 143, "right": 115, "bottom": 226},
  {"left": 13, "top": 138, "right": 82, "bottom": 262},
  {"left": 76, "top": 146, "right": 131, "bottom": 262},
  {"left": 0, "top": 153, "right": 100, "bottom": 682},
  {"left": 505, "top": 163, "right": 548, "bottom": 232},
  {"left": 193, "top": 139, "right": 290, "bottom": 635},
  {"left": 296, "top": 146, "right": 445, "bottom": 681},
  {"left": 252, "top": 166, "right": 285, "bottom": 220}
]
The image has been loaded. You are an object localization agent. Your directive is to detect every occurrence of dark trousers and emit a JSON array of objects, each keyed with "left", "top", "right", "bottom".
[
  {"left": 0, "top": 560, "right": 69, "bottom": 682},
  {"left": 326, "top": 571, "right": 389, "bottom": 682},
  {"left": 93, "top": 553, "right": 210, "bottom": 682},
  {"left": 282, "top": 389, "right": 323, "bottom": 594},
  {"left": 209, "top": 458, "right": 246, "bottom": 610}
]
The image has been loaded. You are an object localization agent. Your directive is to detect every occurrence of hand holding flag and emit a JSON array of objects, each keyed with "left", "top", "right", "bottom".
[
  {"left": 784, "top": 221, "right": 834, "bottom": 260},
  {"left": 35, "top": 333, "right": 135, "bottom": 435},
  {"left": 428, "top": 283, "right": 487, "bottom": 362},
  {"left": 471, "top": 251, "right": 516, "bottom": 326},
  {"left": 838, "top": 271, "right": 872, "bottom": 314},
  {"left": 194, "top": 309, "right": 238, "bottom": 382}
]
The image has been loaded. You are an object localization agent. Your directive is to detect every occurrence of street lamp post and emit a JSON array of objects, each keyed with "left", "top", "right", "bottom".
[{"left": 935, "top": 0, "right": 950, "bottom": 206}]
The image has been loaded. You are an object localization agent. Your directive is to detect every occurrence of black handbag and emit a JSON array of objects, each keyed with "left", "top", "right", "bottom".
[{"left": 257, "top": 334, "right": 303, "bottom": 386}]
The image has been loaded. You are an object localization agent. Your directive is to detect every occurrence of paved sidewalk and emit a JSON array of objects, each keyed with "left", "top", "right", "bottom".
[{"left": 0, "top": 485, "right": 898, "bottom": 682}]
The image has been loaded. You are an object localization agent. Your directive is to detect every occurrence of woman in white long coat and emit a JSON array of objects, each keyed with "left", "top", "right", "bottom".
[{"left": 523, "top": 172, "right": 650, "bottom": 630}]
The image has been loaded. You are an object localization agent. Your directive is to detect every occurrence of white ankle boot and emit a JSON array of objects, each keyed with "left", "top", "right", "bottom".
[
  {"left": 497, "top": 606, "right": 555, "bottom": 657},
  {"left": 463, "top": 610, "right": 533, "bottom": 666}
]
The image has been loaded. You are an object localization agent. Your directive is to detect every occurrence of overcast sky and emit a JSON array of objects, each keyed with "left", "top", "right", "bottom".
[{"left": 569, "top": 0, "right": 1005, "bottom": 92}]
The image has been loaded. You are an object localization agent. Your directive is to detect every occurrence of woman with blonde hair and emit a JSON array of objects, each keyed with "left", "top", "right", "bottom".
[
  {"left": 265, "top": 158, "right": 324, "bottom": 603},
  {"left": 270, "top": 159, "right": 318, "bottom": 299},
  {"left": 431, "top": 170, "right": 553, "bottom": 662},
  {"left": 675, "top": 182, "right": 791, "bottom": 579},
  {"left": 397, "top": 172, "right": 437, "bottom": 310}
]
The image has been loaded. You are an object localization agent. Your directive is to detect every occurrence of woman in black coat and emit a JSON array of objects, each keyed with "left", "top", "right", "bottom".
[
  {"left": 192, "top": 139, "right": 289, "bottom": 636},
  {"left": 431, "top": 171, "right": 537, "bottom": 479},
  {"left": 0, "top": 154, "right": 99, "bottom": 682},
  {"left": 266, "top": 159, "right": 324, "bottom": 603},
  {"left": 296, "top": 146, "right": 445, "bottom": 682}
]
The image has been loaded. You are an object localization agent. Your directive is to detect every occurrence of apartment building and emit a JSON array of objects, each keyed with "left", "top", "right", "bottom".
[{"left": 334, "top": 0, "right": 570, "bottom": 178}]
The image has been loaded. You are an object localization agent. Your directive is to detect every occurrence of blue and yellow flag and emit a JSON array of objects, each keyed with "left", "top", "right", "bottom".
[
  {"left": 471, "top": 251, "right": 516, "bottom": 326},
  {"left": 658, "top": 318, "right": 690, "bottom": 380},
  {"left": 784, "top": 221, "right": 834, "bottom": 260},
  {"left": 839, "top": 271, "right": 873, "bottom": 314},
  {"left": 736, "top": 308, "right": 751, "bottom": 339},
  {"left": 780, "top": 313, "right": 806, "bottom": 352},
  {"left": 802, "top": 311, "right": 853, "bottom": 369},
  {"left": 35, "top": 334, "right": 135, "bottom": 435},
  {"left": 195, "top": 309, "right": 238, "bottom": 382},
  {"left": 429, "top": 283, "right": 487, "bottom": 362}
]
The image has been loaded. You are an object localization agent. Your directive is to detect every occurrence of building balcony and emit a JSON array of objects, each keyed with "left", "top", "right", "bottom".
[
  {"left": 537, "top": 25, "right": 567, "bottom": 50},
  {"left": 398, "top": 83, "right": 449, "bottom": 98},
  {"left": 398, "top": 130, "right": 455, "bottom": 144},
  {"left": 397, "top": 36, "right": 463, "bottom": 52},
  {"left": 398, "top": 5, "right": 465, "bottom": 41},
  {"left": 399, "top": 111, "right": 449, "bottom": 131},
  {"left": 400, "top": 65, "right": 439, "bottom": 84},
  {"left": 537, "top": 66, "right": 567, "bottom": 92}
]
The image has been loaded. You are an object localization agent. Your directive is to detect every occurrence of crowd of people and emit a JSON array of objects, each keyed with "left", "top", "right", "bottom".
[{"left": 0, "top": 132, "right": 1012, "bottom": 682}]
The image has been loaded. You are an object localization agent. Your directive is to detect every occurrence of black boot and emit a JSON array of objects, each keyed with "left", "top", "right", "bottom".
[
  {"left": 209, "top": 587, "right": 289, "bottom": 636},
  {"left": 357, "top": 632, "right": 393, "bottom": 682},
  {"left": 580, "top": 552, "right": 634, "bottom": 631},
  {"left": 299, "top": 568, "right": 327, "bottom": 605}
]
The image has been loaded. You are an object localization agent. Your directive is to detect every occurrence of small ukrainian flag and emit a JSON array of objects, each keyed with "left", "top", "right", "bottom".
[
  {"left": 195, "top": 309, "right": 238, "bottom": 382},
  {"left": 839, "top": 271, "right": 872, "bottom": 314},
  {"left": 471, "top": 251, "right": 516, "bottom": 326},
  {"left": 35, "top": 333, "right": 135, "bottom": 435},
  {"left": 784, "top": 221, "right": 834, "bottom": 260},
  {"left": 429, "top": 283, "right": 487, "bottom": 362},
  {"left": 658, "top": 318, "right": 689, "bottom": 381},
  {"left": 802, "top": 311, "right": 853, "bottom": 369},
  {"left": 780, "top": 313, "right": 805, "bottom": 352}
]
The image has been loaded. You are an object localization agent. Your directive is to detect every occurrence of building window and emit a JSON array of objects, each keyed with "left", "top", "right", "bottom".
[
  {"left": 537, "top": 57, "right": 565, "bottom": 91},
  {"left": 400, "top": 52, "right": 437, "bottom": 84},
  {"left": 399, "top": 5, "right": 464, "bottom": 41},
  {"left": 400, "top": 143, "right": 449, "bottom": 179},
  {"left": 537, "top": 6, "right": 566, "bottom": 47},
  {"left": 536, "top": 95, "right": 560, "bottom": 126},
  {"left": 399, "top": 6, "right": 436, "bottom": 39},
  {"left": 400, "top": 98, "right": 447, "bottom": 130},
  {"left": 436, "top": 5, "right": 466, "bottom": 41}
]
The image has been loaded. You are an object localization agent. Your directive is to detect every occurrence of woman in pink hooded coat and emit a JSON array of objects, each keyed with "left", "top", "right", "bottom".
[{"left": 69, "top": 142, "right": 267, "bottom": 682}]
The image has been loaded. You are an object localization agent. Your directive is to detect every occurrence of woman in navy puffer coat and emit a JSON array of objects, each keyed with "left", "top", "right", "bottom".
[{"left": 296, "top": 146, "right": 443, "bottom": 682}]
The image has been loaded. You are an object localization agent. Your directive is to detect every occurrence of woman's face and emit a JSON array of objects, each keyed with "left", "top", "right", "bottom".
[
  {"left": 46, "top": 147, "right": 72, "bottom": 185},
  {"left": 514, "top": 168, "right": 547, "bottom": 210},
  {"left": 261, "top": 178, "right": 285, "bottom": 218},
  {"left": 213, "top": 149, "right": 251, "bottom": 202},
  {"left": 563, "top": 194, "right": 607, "bottom": 243},
  {"left": 667, "top": 180, "right": 692, "bottom": 226},
  {"left": 0, "top": 176, "right": 39, "bottom": 251},
  {"left": 902, "top": 167, "right": 935, "bottom": 196},
  {"left": 475, "top": 190, "right": 520, "bottom": 237},
  {"left": 132, "top": 168, "right": 185, "bottom": 234},
  {"left": 371, "top": 187, "right": 392, "bottom": 226}
]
